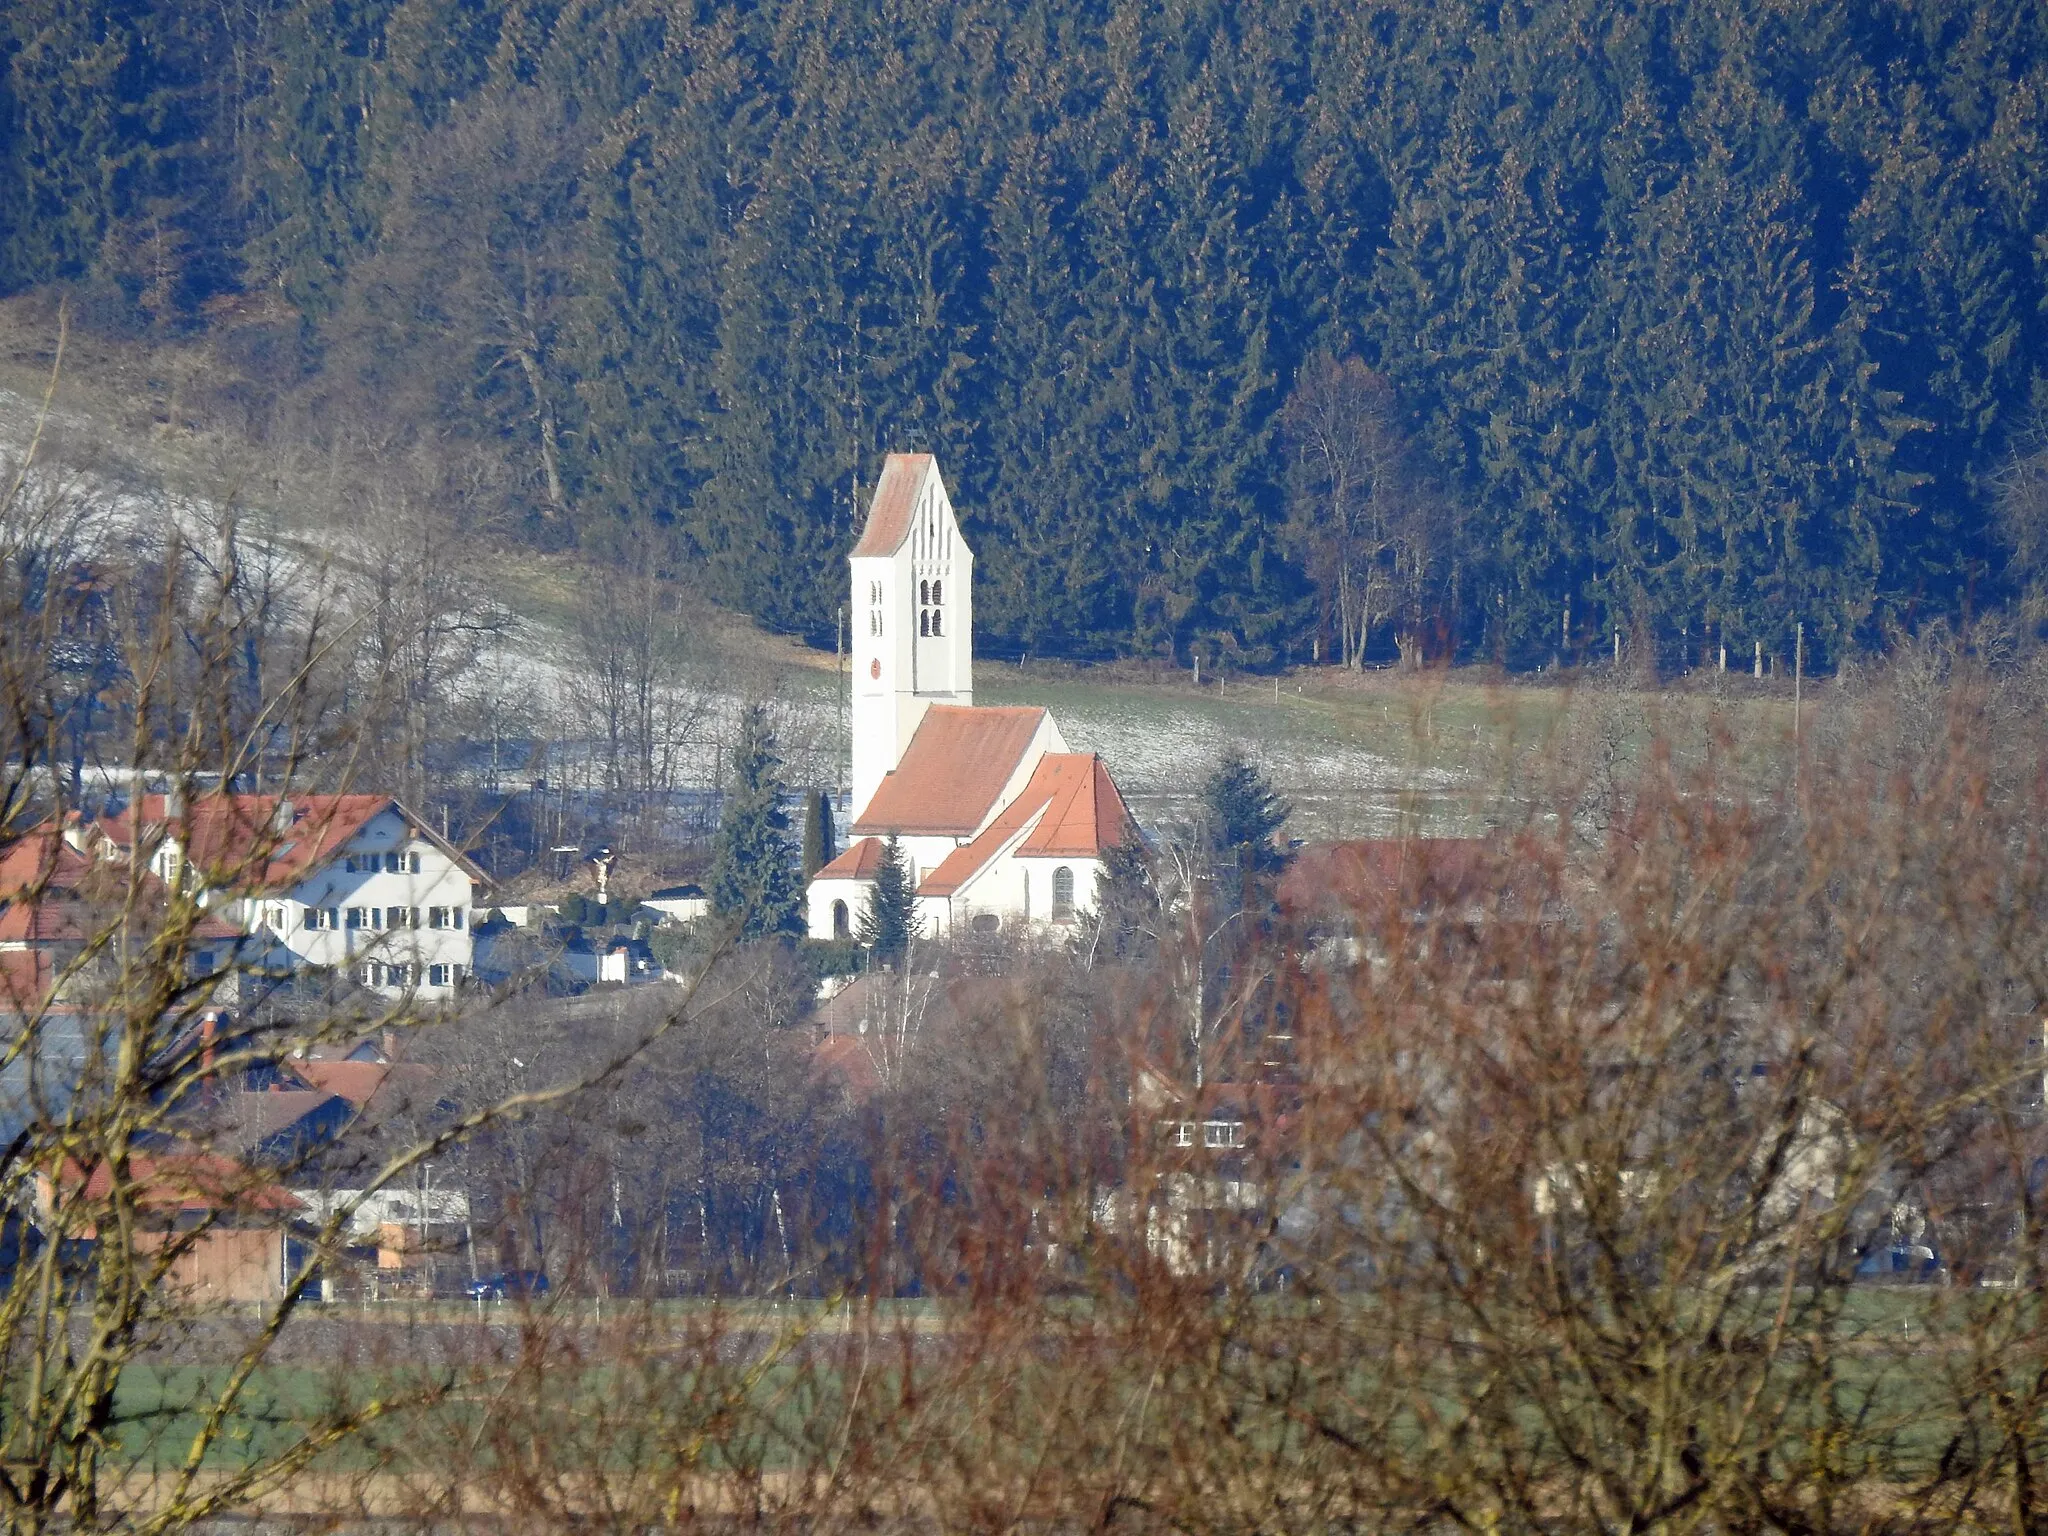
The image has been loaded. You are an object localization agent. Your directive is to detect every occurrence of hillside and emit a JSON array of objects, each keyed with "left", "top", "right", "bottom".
[
  {"left": 3, "top": 324, "right": 1817, "bottom": 846},
  {"left": 3, "top": 0, "right": 2044, "bottom": 673}
]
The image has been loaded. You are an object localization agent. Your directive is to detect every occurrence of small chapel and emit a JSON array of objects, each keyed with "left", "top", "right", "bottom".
[{"left": 806, "top": 454, "right": 1133, "bottom": 943}]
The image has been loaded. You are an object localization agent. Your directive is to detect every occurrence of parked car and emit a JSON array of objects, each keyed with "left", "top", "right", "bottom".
[{"left": 465, "top": 1270, "right": 550, "bottom": 1301}]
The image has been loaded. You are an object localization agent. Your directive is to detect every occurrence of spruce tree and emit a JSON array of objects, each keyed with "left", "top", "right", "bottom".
[
  {"left": 1203, "top": 748, "right": 1291, "bottom": 913},
  {"left": 708, "top": 705, "right": 801, "bottom": 942},
  {"left": 856, "top": 836, "right": 913, "bottom": 968}
]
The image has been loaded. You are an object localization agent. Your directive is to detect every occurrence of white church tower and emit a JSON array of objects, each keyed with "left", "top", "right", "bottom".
[{"left": 848, "top": 454, "right": 974, "bottom": 818}]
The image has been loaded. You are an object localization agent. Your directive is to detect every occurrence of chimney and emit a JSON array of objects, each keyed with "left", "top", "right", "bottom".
[{"left": 199, "top": 1012, "right": 218, "bottom": 1077}]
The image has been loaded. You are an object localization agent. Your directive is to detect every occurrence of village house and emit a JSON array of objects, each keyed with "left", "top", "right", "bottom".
[
  {"left": 807, "top": 454, "right": 1133, "bottom": 942},
  {"left": 85, "top": 794, "right": 488, "bottom": 1000}
]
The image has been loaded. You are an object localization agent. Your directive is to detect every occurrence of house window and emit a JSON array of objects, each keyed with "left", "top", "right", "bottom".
[
  {"left": 388, "top": 962, "right": 413, "bottom": 987},
  {"left": 428, "top": 964, "right": 449, "bottom": 987},
  {"left": 1203, "top": 1120, "right": 1245, "bottom": 1149},
  {"left": 1170, "top": 1121, "right": 1195, "bottom": 1147},
  {"left": 345, "top": 907, "right": 365, "bottom": 929},
  {"left": 384, "top": 852, "right": 402, "bottom": 874},
  {"left": 454, "top": 907, "right": 464, "bottom": 929},
  {"left": 832, "top": 900, "right": 849, "bottom": 940},
  {"left": 308, "top": 905, "right": 338, "bottom": 930},
  {"left": 192, "top": 950, "right": 215, "bottom": 973},
  {"left": 410, "top": 852, "right": 422, "bottom": 873},
  {"left": 359, "top": 961, "right": 382, "bottom": 987},
  {"left": 1052, "top": 866, "right": 1075, "bottom": 921},
  {"left": 344, "top": 856, "right": 358, "bottom": 873}
]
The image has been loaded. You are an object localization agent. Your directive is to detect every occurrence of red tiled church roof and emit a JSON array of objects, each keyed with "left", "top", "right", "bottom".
[
  {"left": 853, "top": 706, "right": 1049, "bottom": 837},
  {"left": 850, "top": 453, "right": 934, "bottom": 558},
  {"left": 815, "top": 837, "right": 889, "bottom": 881},
  {"left": 919, "top": 754, "right": 1130, "bottom": 897}
]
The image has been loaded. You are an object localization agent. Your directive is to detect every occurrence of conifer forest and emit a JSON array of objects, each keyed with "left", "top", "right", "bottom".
[{"left": 4, "top": 0, "right": 2045, "bottom": 670}]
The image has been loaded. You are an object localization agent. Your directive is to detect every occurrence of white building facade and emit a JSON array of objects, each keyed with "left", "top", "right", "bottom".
[{"left": 100, "top": 794, "right": 484, "bottom": 1000}]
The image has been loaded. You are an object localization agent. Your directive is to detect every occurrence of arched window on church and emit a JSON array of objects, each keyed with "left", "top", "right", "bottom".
[
  {"left": 1052, "top": 866, "right": 1075, "bottom": 921},
  {"left": 832, "top": 900, "right": 850, "bottom": 940},
  {"left": 919, "top": 610, "right": 930, "bottom": 636},
  {"left": 919, "top": 580, "right": 930, "bottom": 604},
  {"left": 930, "top": 580, "right": 942, "bottom": 607},
  {"left": 930, "top": 609, "right": 942, "bottom": 635}
]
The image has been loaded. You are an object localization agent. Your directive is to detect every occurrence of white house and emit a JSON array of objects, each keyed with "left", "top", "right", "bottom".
[
  {"left": 642, "top": 884, "right": 709, "bottom": 924},
  {"left": 92, "top": 794, "right": 487, "bottom": 1000},
  {"left": 807, "top": 454, "right": 1132, "bottom": 943}
]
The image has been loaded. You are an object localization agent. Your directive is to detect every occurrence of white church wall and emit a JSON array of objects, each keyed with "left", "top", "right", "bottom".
[
  {"left": 848, "top": 457, "right": 975, "bottom": 820},
  {"left": 807, "top": 877, "right": 869, "bottom": 942}
]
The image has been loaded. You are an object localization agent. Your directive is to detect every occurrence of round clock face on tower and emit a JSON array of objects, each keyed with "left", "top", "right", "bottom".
[{"left": 870, "top": 658, "right": 881, "bottom": 679}]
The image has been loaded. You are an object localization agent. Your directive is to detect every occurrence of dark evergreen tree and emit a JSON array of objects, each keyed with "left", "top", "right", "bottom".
[
  {"left": 708, "top": 704, "right": 801, "bottom": 941},
  {"left": 856, "top": 836, "right": 912, "bottom": 968},
  {"left": 1203, "top": 748, "right": 1291, "bottom": 912},
  {"left": 1092, "top": 835, "right": 1160, "bottom": 963},
  {"left": 800, "top": 787, "right": 834, "bottom": 880},
  {"left": 4, "top": 0, "right": 2046, "bottom": 663}
]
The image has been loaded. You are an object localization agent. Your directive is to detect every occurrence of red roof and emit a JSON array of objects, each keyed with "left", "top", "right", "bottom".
[
  {"left": 0, "top": 950, "right": 58, "bottom": 1006},
  {"left": 96, "top": 793, "right": 485, "bottom": 893},
  {"left": 1277, "top": 838, "right": 1503, "bottom": 922},
  {"left": 853, "top": 706, "right": 1049, "bottom": 836},
  {"left": 850, "top": 453, "right": 934, "bottom": 558},
  {"left": 52, "top": 1152, "right": 299, "bottom": 1218},
  {"left": 811, "top": 1033, "right": 884, "bottom": 1098},
  {"left": 815, "top": 837, "right": 888, "bottom": 881},
  {"left": 919, "top": 754, "right": 1131, "bottom": 897},
  {"left": 290, "top": 1059, "right": 391, "bottom": 1107},
  {"left": 0, "top": 902, "right": 92, "bottom": 944},
  {"left": 0, "top": 827, "right": 92, "bottom": 900}
]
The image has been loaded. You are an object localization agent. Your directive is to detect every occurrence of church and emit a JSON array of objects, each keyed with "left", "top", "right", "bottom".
[{"left": 806, "top": 454, "right": 1133, "bottom": 943}]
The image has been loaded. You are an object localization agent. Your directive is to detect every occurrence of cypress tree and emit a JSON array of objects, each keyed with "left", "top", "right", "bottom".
[
  {"left": 856, "top": 836, "right": 914, "bottom": 968},
  {"left": 708, "top": 705, "right": 801, "bottom": 942},
  {"left": 800, "top": 788, "right": 834, "bottom": 880}
]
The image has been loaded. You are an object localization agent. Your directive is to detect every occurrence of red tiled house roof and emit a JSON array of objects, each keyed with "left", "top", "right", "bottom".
[
  {"left": 852, "top": 706, "right": 1050, "bottom": 837},
  {"left": 0, "top": 827, "right": 93, "bottom": 900},
  {"left": 97, "top": 793, "right": 487, "bottom": 892},
  {"left": 45, "top": 1151, "right": 300, "bottom": 1225}
]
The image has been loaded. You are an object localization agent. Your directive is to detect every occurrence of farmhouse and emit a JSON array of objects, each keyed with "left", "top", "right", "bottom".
[
  {"left": 806, "top": 454, "right": 1132, "bottom": 943},
  {"left": 89, "top": 794, "right": 487, "bottom": 1000}
]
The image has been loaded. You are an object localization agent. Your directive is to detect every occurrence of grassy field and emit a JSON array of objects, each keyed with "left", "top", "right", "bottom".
[{"left": 976, "top": 663, "right": 1805, "bottom": 839}]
